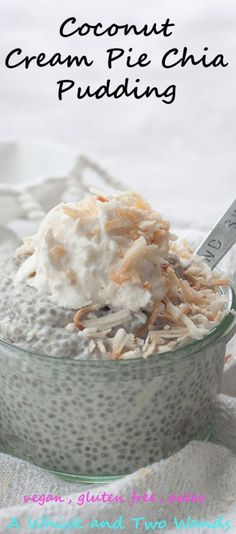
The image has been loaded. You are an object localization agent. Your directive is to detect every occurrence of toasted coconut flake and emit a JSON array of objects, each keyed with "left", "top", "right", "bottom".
[
  {"left": 138, "top": 220, "right": 156, "bottom": 230},
  {"left": 135, "top": 307, "right": 159, "bottom": 337},
  {"left": 178, "top": 279, "right": 206, "bottom": 305},
  {"left": 66, "top": 269, "right": 77, "bottom": 284},
  {"left": 149, "top": 332, "right": 165, "bottom": 344},
  {"left": 62, "top": 197, "right": 98, "bottom": 219},
  {"left": 105, "top": 219, "right": 123, "bottom": 231},
  {"left": 160, "top": 219, "right": 171, "bottom": 231},
  {"left": 111, "top": 271, "right": 135, "bottom": 285},
  {"left": 63, "top": 206, "right": 81, "bottom": 219},
  {"left": 166, "top": 266, "right": 180, "bottom": 287},
  {"left": 74, "top": 304, "right": 96, "bottom": 331},
  {"left": 51, "top": 245, "right": 66, "bottom": 258},
  {"left": 97, "top": 195, "right": 109, "bottom": 203},
  {"left": 16, "top": 237, "right": 35, "bottom": 257},
  {"left": 112, "top": 328, "right": 128, "bottom": 352},
  {"left": 81, "top": 327, "right": 112, "bottom": 338},
  {"left": 65, "top": 322, "right": 76, "bottom": 333},
  {"left": 181, "top": 315, "right": 207, "bottom": 338},
  {"left": 183, "top": 271, "right": 208, "bottom": 288},
  {"left": 179, "top": 303, "right": 191, "bottom": 314},
  {"left": 158, "top": 345, "right": 172, "bottom": 353},
  {"left": 143, "top": 281, "right": 152, "bottom": 290},
  {"left": 148, "top": 307, "right": 160, "bottom": 328},
  {"left": 150, "top": 229, "right": 168, "bottom": 244},
  {"left": 85, "top": 328, "right": 112, "bottom": 338},
  {"left": 116, "top": 207, "right": 140, "bottom": 223},
  {"left": 131, "top": 192, "right": 152, "bottom": 211},
  {"left": 120, "top": 349, "right": 140, "bottom": 360},
  {"left": 112, "top": 328, "right": 131, "bottom": 358},
  {"left": 89, "top": 187, "right": 109, "bottom": 198},
  {"left": 83, "top": 309, "right": 131, "bottom": 330},
  {"left": 143, "top": 333, "right": 150, "bottom": 352},
  {"left": 89, "top": 340, "right": 96, "bottom": 353},
  {"left": 134, "top": 311, "right": 147, "bottom": 324},
  {"left": 97, "top": 340, "right": 107, "bottom": 354},
  {"left": 112, "top": 236, "right": 149, "bottom": 285},
  {"left": 165, "top": 301, "right": 182, "bottom": 320},
  {"left": 150, "top": 327, "right": 188, "bottom": 337},
  {"left": 116, "top": 236, "right": 147, "bottom": 277},
  {"left": 143, "top": 340, "right": 157, "bottom": 359},
  {"left": 210, "top": 278, "right": 229, "bottom": 287},
  {"left": 205, "top": 311, "right": 215, "bottom": 321},
  {"left": 213, "top": 309, "right": 223, "bottom": 323},
  {"left": 159, "top": 311, "right": 181, "bottom": 326}
]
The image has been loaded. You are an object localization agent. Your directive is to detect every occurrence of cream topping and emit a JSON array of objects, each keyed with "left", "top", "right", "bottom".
[{"left": 15, "top": 191, "right": 175, "bottom": 312}]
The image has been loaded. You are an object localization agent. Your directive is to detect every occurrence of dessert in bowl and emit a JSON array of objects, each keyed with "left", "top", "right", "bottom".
[{"left": 0, "top": 190, "right": 235, "bottom": 482}]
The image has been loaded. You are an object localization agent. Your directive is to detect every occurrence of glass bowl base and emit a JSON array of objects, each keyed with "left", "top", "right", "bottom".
[
  {"left": 47, "top": 469, "right": 125, "bottom": 484},
  {"left": 0, "top": 427, "right": 212, "bottom": 485}
]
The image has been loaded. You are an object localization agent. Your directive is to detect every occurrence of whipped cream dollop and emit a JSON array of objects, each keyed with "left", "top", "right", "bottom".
[{"left": 15, "top": 191, "right": 176, "bottom": 312}]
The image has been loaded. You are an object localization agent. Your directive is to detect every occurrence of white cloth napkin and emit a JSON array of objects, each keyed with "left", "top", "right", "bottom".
[{"left": 0, "top": 144, "right": 235, "bottom": 533}]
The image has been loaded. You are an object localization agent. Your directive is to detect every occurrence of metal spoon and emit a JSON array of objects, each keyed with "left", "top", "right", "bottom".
[{"left": 195, "top": 199, "right": 236, "bottom": 269}]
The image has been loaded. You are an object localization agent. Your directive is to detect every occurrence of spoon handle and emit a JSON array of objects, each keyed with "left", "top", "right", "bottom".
[{"left": 195, "top": 198, "right": 236, "bottom": 269}]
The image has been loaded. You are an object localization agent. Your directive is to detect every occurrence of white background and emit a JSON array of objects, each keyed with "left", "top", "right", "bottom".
[{"left": 0, "top": 0, "right": 235, "bottom": 229}]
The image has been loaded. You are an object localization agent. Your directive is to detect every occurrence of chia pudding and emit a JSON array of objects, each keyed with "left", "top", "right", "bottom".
[{"left": 0, "top": 190, "right": 235, "bottom": 480}]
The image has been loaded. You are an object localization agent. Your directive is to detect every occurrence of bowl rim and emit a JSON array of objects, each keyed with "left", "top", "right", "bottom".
[{"left": 0, "top": 271, "right": 235, "bottom": 368}]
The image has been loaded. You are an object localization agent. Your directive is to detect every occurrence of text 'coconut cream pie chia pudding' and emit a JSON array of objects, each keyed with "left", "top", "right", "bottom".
[{"left": 0, "top": 189, "right": 235, "bottom": 480}]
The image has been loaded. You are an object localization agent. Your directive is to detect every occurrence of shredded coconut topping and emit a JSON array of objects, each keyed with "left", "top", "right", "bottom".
[{"left": 15, "top": 190, "right": 230, "bottom": 360}]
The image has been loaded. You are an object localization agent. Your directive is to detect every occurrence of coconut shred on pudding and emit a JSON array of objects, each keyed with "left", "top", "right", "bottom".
[{"left": 0, "top": 190, "right": 229, "bottom": 360}]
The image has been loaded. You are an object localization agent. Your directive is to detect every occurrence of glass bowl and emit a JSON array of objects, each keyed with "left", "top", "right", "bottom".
[{"left": 0, "top": 273, "right": 235, "bottom": 483}]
